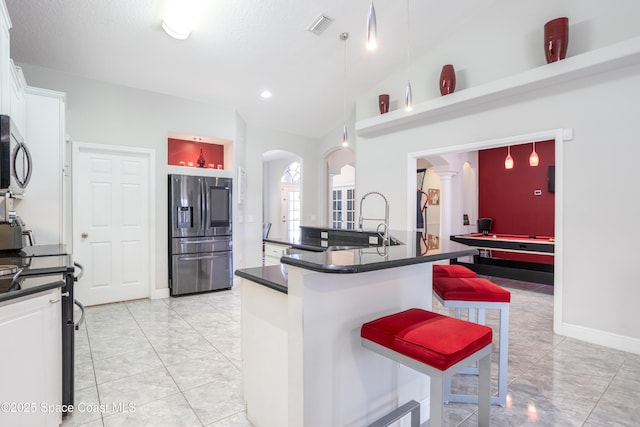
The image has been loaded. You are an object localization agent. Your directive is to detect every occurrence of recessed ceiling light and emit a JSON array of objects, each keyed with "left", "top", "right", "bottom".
[{"left": 261, "top": 90, "right": 272, "bottom": 99}]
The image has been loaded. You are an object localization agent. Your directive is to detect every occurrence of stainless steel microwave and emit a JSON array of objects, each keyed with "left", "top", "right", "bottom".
[{"left": 0, "top": 115, "right": 32, "bottom": 195}]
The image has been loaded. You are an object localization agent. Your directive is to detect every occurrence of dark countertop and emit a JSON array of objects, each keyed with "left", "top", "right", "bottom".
[
  {"left": 263, "top": 236, "right": 325, "bottom": 252},
  {"left": 264, "top": 226, "right": 403, "bottom": 252},
  {"left": 235, "top": 265, "right": 289, "bottom": 294},
  {"left": 0, "top": 244, "right": 73, "bottom": 304},
  {"left": 238, "top": 231, "right": 477, "bottom": 292},
  {"left": 279, "top": 235, "right": 476, "bottom": 273}
]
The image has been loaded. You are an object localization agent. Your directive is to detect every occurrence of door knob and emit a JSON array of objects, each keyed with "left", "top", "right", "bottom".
[{"left": 81, "top": 232, "right": 88, "bottom": 239}]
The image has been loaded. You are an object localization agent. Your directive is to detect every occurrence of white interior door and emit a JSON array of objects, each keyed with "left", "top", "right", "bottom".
[{"left": 72, "top": 142, "right": 154, "bottom": 306}]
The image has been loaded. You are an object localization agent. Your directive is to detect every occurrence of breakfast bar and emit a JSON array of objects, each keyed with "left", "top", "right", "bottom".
[{"left": 235, "top": 232, "right": 477, "bottom": 427}]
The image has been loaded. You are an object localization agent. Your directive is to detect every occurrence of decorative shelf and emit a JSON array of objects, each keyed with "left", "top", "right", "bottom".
[{"left": 356, "top": 36, "right": 640, "bottom": 138}]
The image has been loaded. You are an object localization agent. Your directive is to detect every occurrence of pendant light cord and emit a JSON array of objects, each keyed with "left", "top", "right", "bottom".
[
  {"left": 343, "top": 34, "right": 347, "bottom": 125},
  {"left": 406, "top": 0, "right": 411, "bottom": 80},
  {"left": 340, "top": 32, "right": 349, "bottom": 145},
  {"left": 404, "top": 0, "right": 413, "bottom": 111}
]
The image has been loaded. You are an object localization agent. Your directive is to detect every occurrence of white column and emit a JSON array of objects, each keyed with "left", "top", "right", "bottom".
[{"left": 432, "top": 167, "right": 457, "bottom": 242}]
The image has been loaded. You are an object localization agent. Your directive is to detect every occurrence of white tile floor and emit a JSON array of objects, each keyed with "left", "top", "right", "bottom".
[{"left": 62, "top": 277, "right": 640, "bottom": 426}]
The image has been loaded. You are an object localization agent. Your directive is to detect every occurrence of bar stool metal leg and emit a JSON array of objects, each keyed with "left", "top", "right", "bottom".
[{"left": 367, "top": 400, "right": 420, "bottom": 427}]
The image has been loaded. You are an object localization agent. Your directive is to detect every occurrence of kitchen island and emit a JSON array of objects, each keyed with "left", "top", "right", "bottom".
[{"left": 236, "top": 232, "right": 477, "bottom": 427}]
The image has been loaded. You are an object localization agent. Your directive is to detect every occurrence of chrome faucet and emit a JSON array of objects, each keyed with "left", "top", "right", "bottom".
[{"left": 358, "top": 191, "right": 389, "bottom": 246}]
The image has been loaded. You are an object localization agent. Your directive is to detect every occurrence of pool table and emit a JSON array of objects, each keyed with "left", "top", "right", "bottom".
[
  {"left": 450, "top": 233, "right": 554, "bottom": 255},
  {"left": 449, "top": 233, "right": 555, "bottom": 285}
]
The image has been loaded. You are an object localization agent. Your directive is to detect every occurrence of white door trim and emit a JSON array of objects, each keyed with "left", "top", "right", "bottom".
[
  {"left": 71, "top": 141, "right": 158, "bottom": 301},
  {"left": 407, "top": 127, "right": 572, "bottom": 336}
]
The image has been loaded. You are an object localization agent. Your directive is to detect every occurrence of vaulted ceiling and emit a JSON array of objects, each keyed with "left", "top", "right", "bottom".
[{"left": 5, "top": 0, "right": 494, "bottom": 138}]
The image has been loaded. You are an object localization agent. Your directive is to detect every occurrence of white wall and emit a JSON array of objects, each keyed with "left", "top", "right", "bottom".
[
  {"left": 356, "top": 0, "right": 640, "bottom": 121},
  {"left": 18, "top": 64, "right": 241, "bottom": 293},
  {"left": 353, "top": 0, "right": 640, "bottom": 353},
  {"left": 233, "top": 112, "right": 248, "bottom": 273},
  {"left": 243, "top": 125, "right": 321, "bottom": 267},
  {"left": 18, "top": 64, "right": 328, "bottom": 280}
]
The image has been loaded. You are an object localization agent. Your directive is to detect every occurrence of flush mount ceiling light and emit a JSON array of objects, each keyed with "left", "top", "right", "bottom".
[
  {"left": 366, "top": 2, "right": 377, "bottom": 50},
  {"left": 505, "top": 146, "right": 514, "bottom": 169},
  {"left": 529, "top": 141, "right": 540, "bottom": 166},
  {"left": 261, "top": 90, "right": 272, "bottom": 99},
  {"left": 162, "top": 0, "right": 201, "bottom": 40}
]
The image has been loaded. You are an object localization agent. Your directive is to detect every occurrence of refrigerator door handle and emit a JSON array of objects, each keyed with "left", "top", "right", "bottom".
[
  {"left": 200, "top": 178, "right": 207, "bottom": 235},
  {"left": 178, "top": 254, "right": 221, "bottom": 261},
  {"left": 178, "top": 239, "right": 222, "bottom": 245}
]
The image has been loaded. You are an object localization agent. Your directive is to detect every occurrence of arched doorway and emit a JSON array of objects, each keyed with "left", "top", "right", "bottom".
[{"left": 262, "top": 150, "right": 302, "bottom": 240}]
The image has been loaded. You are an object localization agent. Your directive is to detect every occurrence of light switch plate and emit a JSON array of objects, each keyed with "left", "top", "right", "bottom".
[{"left": 369, "top": 236, "right": 378, "bottom": 244}]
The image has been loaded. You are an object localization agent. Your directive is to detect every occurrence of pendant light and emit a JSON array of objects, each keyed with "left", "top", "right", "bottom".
[
  {"left": 366, "top": 2, "right": 377, "bottom": 50},
  {"left": 504, "top": 146, "right": 514, "bottom": 169},
  {"left": 341, "top": 32, "right": 349, "bottom": 147},
  {"left": 404, "top": 0, "right": 413, "bottom": 111},
  {"left": 529, "top": 141, "right": 540, "bottom": 166}
]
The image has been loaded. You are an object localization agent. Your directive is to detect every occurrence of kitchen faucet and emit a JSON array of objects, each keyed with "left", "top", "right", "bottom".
[{"left": 358, "top": 191, "right": 389, "bottom": 246}]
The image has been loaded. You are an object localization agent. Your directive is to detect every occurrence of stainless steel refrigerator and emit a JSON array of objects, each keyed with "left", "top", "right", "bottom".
[{"left": 168, "top": 174, "right": 232, "bottom": 296}]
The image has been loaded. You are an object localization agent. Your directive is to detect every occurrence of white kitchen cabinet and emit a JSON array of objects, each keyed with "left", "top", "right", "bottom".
[
  {"left": 263, "top": 242, "right": 290, "bottom": 266},
  {"left": 8, "top": 60, "right": 26, "bottom": 135},
  {"left": 16, "top": 87, "right": 67, "bottom": 245},
  {"left": 0, "top": 0, "right": 10, "bottom": 115},
  {"left": 0, "top": 288, "right": 62, "bottom": 427}
]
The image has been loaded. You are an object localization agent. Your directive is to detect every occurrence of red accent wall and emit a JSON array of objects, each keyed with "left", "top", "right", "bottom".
[
  {"left": 168, "top": 138, "right": 224, "bottom": 169},
  {"left": 478, "top": 140, "right": 555, "bottom": 264}
]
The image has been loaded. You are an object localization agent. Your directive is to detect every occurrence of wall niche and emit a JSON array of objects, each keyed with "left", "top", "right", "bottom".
[{"left": 168, "top": 137, "right": 225, "bottom": 169}]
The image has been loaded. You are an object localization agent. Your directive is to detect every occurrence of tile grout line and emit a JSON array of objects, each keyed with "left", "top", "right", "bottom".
[{"left": 122, "top": 299, "right": 207, "bottom": 427}]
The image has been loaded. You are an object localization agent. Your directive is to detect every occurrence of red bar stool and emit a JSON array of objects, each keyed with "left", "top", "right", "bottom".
[
  {"left": 361, "top": 308, "right": 492, "bottom": 427},
  {"left": 433, "top": 264, "right": 477, "bottom": 279},
  {"left": 432, "top": 277, "right": 511, "bottom": 407}
]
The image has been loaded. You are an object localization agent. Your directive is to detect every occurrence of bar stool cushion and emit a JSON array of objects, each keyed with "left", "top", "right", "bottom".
[
  {"left": 433, "top": 264, "right": 477, "bottom": 278},
  {"left": 361, "top": 308, "right": 492, "bottom": 371},
  {"left": 433, "top": 277, "right": 511, "bottom": 303}
]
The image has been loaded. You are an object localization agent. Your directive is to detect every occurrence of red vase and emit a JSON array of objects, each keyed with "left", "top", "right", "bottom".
[
  {"left": 439, "top": 64, "right": 456, "bottom": 96},
  {"left": 378, "top": 94, "right": 390, "bottom": 114},
  {"left": 197, "top": 149, "right": 206, "bottom": 168},
  {"left": 544, "top": 17, "right": 569, "bottom": 63}
]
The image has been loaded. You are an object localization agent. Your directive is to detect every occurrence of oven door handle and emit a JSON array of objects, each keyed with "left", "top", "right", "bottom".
[
  {"left": 7, "top": 268, "right": 23, "bottom": 292},
  {"left": 74, "top": 299, "right": 85, "bottom": 330},
  {"left": 73, "top": 262, "right": 84, "bottom": 282}
]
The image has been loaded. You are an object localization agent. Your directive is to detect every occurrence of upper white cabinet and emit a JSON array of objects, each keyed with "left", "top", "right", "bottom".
[
  {"left": 8, "top": 59, "right": 26, "bottom": 136},
  {"left": 0, "top": 0, "right": 11, "bottom": 115},
  {"left": 16, "top": 88, "right": 67, "bottom": 244},
  {"left": 0, "top": 1, "right": 28, "bottom": 137}
]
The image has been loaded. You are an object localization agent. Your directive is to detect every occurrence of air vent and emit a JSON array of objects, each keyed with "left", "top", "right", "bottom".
[{"left": 307, "top": 14, "right": 334, "bottom": 36}]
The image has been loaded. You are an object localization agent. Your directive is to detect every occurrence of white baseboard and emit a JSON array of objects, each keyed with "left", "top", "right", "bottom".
[
  {"left": 150, "top": 287, "right": 170, "bottom": 300},
  {"left": 561, "top": 322, "right": 640, "bottom": 355}
]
